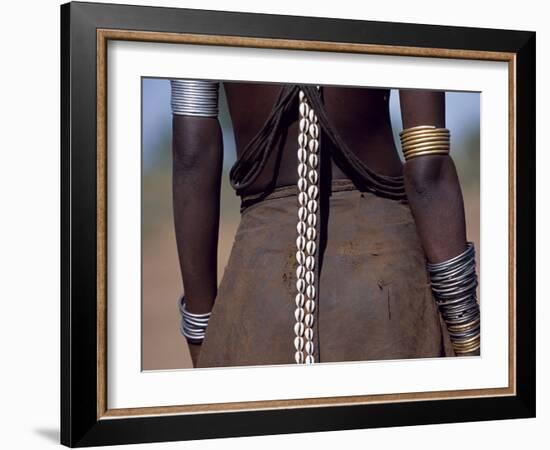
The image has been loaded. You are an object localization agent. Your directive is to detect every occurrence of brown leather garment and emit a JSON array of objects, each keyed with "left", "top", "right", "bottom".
[{"left": 196, "top": 180, "right": 454, "bottom": 368}]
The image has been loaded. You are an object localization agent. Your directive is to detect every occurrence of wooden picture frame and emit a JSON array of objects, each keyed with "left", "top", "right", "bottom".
[{"left": 61, "top": 1, "right": 535, "bottom": 446}]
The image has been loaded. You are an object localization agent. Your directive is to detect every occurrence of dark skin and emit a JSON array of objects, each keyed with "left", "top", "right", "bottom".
[
  {"left": 172, "top": 116, "right": 222, "bottom": 365},
  {"left": 172, "top": 83, "right": 470, "bottom": 366}
]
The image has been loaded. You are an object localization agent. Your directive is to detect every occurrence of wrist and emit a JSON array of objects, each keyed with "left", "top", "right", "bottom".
[
  {"left": 178, "top": 295, "right": 212, "bottom": 345},
  {"left": 426, "top": 241, "right": 480, "bottom": 356}
]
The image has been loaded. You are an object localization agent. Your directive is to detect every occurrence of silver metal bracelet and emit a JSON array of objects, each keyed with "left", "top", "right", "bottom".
[
  {"left": 170, "top": 79, "right": 219, "bottom": 117},
  {"left": 426, "top": 242, "right": 480, "bottom": 355},
  {"left": 178, "top": 295, "right": 211, "bottom": 344}
]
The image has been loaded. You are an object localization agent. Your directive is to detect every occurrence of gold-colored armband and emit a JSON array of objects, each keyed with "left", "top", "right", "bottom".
[{"left": 399, "top": 125, "right": 450, "bottom": 161}]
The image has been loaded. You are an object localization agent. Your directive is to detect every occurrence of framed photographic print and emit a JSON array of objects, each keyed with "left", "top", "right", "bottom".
[{"left": 60, "top": 1, "right": 536, "bottom": 447}]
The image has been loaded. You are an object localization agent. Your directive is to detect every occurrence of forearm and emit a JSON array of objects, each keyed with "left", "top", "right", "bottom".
[
  {"left": 172, "top": 115, "right": 223, "bottom": 314},
  {"left": 404, "top": 156, "right": 467, "bottom": 263}
]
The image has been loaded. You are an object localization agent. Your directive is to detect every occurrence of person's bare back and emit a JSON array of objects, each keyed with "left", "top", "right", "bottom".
[{"left": 223, "top": 82, "right": 402, "bottom": 196}]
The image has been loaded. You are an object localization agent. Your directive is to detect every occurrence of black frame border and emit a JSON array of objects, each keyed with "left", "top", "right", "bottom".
[{"left": 61, "top": 1, "right": 535, "bottom": 447}]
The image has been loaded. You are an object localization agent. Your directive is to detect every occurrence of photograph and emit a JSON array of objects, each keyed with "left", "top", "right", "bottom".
[{"left": 141, "top": 79, "right": 481, "bottom": 370}]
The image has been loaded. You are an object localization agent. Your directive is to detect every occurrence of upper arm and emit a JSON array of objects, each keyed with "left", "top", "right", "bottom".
[
  {"left": 170, "top": 79, "right": 223, "bottom": 175},
  {"left": 398, "top": 90, "right": 445, "bottom": 129},
  {"left": 398, "top": 90, "right": 450, "bottom": 185}
]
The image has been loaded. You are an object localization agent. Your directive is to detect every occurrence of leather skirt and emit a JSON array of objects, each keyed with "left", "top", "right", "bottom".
[{"left": 196, "top": 179, "right": 455, "bottom": 368}]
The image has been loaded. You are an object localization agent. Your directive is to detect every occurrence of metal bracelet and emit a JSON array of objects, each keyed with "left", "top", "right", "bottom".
[
  {"left": 426, "top": 242, "right": 475, "bottom": 272},
  {"left": 170, "top": 79, "right": 219, "bottom": 117},
  {"left": 178, "top": 295, "right": 211, "bottom": 344},
  {"left": 426, "top": 242, "right": 480, "bottom": 355},
  {"left": 399, "top": 126, "right": 451, "bottom": 161}
]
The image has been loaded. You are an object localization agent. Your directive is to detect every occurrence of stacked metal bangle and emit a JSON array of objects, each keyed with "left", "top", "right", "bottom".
[
  {"left": 399, "top": 125, "right": 450, "bottom": 161},
  {"left": 426, "top": 242, "right": 480, "bottom": 355},
  {"left": 170, "top": 79, "right": 219, "bottom": 118},
  {"left": 178, "top": 295, "right": 211, "bottom": 344}
]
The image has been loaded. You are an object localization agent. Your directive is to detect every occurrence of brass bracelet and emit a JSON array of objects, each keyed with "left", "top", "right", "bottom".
[
  {"left": 455, "top": 343, "right": 481, "bottom": 355},
  {"left": 454, "top": 340, "right": 480, "bottom": 349},
  {"left": 403, "top": 149, "right": 449, "bottom": 160},
  {"left": 448, "top": 318, "right": 480, "bottom": 333},
  {"left": 452, "top": 334, "right": 480, "bottom": 346},
  {"left": 401, "top": 132, "right": 450, "bottom": 145},
  {"left": 399, "top": 125, "right": 451, "bottom": 161},
  {"left": 453, "top": 339, "right": 481, "bottom": 352},
  {"left": 399, "top": 124, "right": 440, "bottom": 135},
  {"left": 403, "top": 146, "right": 450, "bottom": 156},
  {"left": 403, "top": 140, "right": 450, "bottom": 151},
  {"left": 400, "top": 131, "right": 449, "bottom": 143}
]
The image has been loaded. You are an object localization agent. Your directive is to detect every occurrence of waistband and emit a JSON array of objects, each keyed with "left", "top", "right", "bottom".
[{"left": 239, "top": 179, "right": 359, "bottom": 214}]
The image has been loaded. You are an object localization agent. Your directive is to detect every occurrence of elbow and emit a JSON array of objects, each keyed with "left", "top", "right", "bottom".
[
  {"left": 172, "top": 145, "right": 211, "bottom": 175},
  {"left": 404, "top": 155, "right": 457, "bottom": 201}
]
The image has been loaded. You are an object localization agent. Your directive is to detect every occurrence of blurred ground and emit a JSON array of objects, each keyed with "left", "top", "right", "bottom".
[{"left": 142, "top": 171, "right": 240, "bottom": 370}]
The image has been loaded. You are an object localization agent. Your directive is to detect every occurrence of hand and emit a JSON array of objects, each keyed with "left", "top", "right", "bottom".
[{"left": 188, "top": 342, "right": 202, "bottom": 367}]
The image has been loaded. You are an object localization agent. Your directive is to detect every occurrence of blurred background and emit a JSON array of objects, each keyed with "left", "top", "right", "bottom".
[{"left": 141, "top": 79, "right": 480, "bottom": 371}]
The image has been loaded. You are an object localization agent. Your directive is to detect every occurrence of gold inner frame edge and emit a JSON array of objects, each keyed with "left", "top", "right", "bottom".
[{"left": 95, "top": 28, "right": 517, "bottom": 420}]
